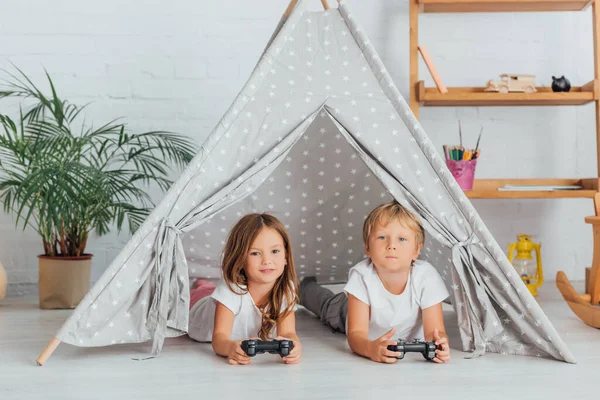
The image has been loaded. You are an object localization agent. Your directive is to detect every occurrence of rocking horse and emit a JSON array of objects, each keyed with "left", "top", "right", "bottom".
[{"left": 556, "top": 193, "right": 600, "bottom": 328}]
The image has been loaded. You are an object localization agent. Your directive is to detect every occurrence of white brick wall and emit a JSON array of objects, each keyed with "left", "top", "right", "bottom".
[{"left": 0, "top": 0, "right": 594, "bottom": 294}]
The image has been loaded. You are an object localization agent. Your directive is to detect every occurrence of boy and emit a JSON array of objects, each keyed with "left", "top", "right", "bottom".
[{"left": 299, "top": 201, "right": 451, "bottom": 363}]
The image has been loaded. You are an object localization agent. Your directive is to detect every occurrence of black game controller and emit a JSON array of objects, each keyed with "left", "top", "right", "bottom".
[
  {"left": 241, "top": 339, "right": 294, "bottom": 357},
  {"left": 387, "top": 339, "right": 439, "bottom": 361}
]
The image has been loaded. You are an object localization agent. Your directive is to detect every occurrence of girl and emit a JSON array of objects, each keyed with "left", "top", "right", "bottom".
[{"left": 188, "top": 213, "right": 302, "bottom": 365}]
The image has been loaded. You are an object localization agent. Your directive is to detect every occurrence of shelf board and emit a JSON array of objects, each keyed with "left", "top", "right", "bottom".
[
  {"left": 417, "top": 81, "right": 596, "bottom": 106},
  {"left": 465, "top": 179, "right": 599, "bottom": 198},
  {"left": 418, "top": 0, "right": 594, "bottom": 13}
]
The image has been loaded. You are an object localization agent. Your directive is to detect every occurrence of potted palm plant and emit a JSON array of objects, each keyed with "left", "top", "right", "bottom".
[{"left": 0, "top": 68, "right": 196, "bottom": 309}]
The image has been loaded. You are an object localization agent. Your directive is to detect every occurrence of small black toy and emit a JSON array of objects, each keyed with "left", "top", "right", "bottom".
[
  {"left": 241, "top": 339, "right": 294, "bottom": 357},
  {"left": 551, "top": 76, "right": 571, "bottom": 92}
]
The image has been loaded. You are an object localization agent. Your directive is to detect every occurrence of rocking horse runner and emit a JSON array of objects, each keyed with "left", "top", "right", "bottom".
[{"left": 556, "top": 192, "right": 600, "bottom": 328}]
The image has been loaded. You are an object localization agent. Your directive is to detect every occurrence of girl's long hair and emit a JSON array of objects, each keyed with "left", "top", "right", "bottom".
[{"left": 221, "top": 213, "right": 298, "bottom": 340}]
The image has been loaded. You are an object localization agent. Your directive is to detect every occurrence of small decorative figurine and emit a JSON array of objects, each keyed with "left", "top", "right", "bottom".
[
  {"left": 551, "top": 75, "right": 571, "bottom": 92},
  {"left": 484, "top": 74, "right": 537, "bottom": 93}
]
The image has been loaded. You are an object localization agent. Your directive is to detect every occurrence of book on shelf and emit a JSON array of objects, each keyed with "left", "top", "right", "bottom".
[{"left": 497, "top": 184, "right": 583, "bottom": 191}]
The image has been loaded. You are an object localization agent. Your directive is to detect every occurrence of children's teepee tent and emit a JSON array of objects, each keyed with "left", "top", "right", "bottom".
[{"left": 37, "top": 0, "right": 575, "bottom": 365}]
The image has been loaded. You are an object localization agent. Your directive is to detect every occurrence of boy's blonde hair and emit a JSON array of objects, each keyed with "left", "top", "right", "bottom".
[{"left": 363, "top": 201, "right": 425, "bottom": 249}]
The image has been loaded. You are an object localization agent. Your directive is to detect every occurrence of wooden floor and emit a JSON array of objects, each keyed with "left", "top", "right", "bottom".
[{"left": 1, "top": 282, "right": 598, "bottom": 400}]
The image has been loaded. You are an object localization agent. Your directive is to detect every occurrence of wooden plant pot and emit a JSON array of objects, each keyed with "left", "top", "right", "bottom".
[{"left": 38, "top": 255, "right": 92, "bottom": 309}]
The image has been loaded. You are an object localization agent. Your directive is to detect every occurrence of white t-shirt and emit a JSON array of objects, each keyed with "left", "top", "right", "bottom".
[
  {"left": 187, "top": 279, "right": 293, "bottom": 342},
  {"left": 343, "top": 259, "right": 450, "bottom": 341}
]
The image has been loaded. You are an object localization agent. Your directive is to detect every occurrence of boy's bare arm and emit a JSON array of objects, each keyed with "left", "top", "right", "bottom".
[
  {"left": 422, "top": 302, "right": 451, "bottom": 363},
  {"left": 347, "top": 294, "right": 399, "bottom": 363},
  {"left": 422, "top": 302, "right": 447, "bottom": 341},
  {"left": 346, "top": 294, "right": 372, "bottom": 357}
]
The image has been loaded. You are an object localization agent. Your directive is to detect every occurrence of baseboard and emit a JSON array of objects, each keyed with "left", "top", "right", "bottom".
[
  {"left": 6, "top": 283, "right": 38, "bottom": 297},
  {"left": 7, "top": 280, "right": 104, "bottom": 297}
]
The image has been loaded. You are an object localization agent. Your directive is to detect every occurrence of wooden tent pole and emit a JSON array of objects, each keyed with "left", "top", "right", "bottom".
[
  {"left": 36, "top": 337, "right": 60, "bottom": 366},
  {"left": 284, "top": 0, "right": 300, "bottom": 16},
  {"left": 285, "top": 0, "right": 334, "bottom": 17}
]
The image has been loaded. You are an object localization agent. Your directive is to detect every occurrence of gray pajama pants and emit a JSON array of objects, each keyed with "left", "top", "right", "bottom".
[{"left": 299, "top": 277, "right": 348, "bottom": 333}]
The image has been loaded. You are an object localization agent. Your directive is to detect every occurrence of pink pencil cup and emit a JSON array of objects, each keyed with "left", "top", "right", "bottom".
[{"left": 446, "top": 159, "right": 478, "bottom": 191}]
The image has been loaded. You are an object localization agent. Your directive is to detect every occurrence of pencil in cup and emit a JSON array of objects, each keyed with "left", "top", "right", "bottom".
[{"left": 443, "top": 145, "right": 480, "bottom": 161}]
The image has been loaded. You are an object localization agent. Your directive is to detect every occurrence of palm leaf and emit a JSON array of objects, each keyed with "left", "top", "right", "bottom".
[{"left": 0, "top": 67, "right": 197, "bottom": 255}]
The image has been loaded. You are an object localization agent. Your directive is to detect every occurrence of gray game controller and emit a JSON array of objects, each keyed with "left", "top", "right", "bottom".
[
  {"left": 241, "top": 339, "right": 294, "bottom": 357},
  {"left": 387, "top": 339, "right": 439, "bottom": 361}
]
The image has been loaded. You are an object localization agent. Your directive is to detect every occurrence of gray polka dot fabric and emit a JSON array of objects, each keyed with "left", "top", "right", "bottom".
[{"left": 54, "top": 1, "right": 575, "bottom": 363}]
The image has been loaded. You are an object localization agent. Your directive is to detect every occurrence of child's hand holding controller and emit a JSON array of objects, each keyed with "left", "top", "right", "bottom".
[
  {"left": 367, "top": 327, "right": 401, "bottom": 363},
  {"left": 227, "top": 339, "right": 252, "bottom": 365}
]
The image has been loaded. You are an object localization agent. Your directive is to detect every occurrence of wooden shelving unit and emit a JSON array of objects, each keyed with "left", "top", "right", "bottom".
[
  {"left": 417, "top": 81, "right": 596, "bottom": 107},
  {"left": 409, "top": 0, "right": 600, "bottom": 199},
  {"left": 417, "top": 0, "right": 593, "bottom": 13},
  {"left": 466, "top": 178, "right": 600, "bottom": 198}
]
